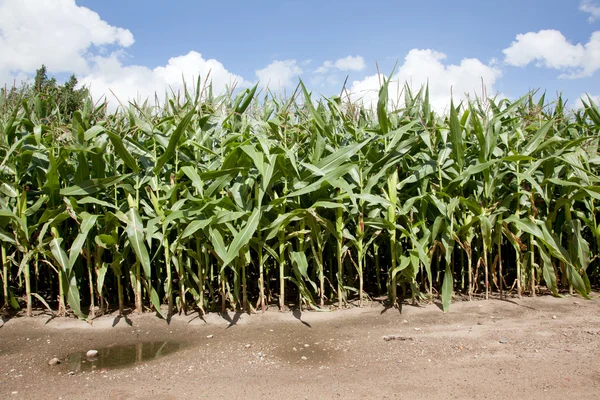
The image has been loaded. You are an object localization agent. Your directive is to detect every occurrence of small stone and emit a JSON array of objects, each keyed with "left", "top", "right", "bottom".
[
  {"left": 48, "top": 358, "right": 61, "bottom": 366},
  {"left": 86, "top": 350, "right": 98, "bottom": 358},
  {"left": 477, "top": 322, "right": 483, "bottom": 325},
  {"left": 552, "top": 315, "right": 557, "bottom": 320},
  {"left": 499, "top": 338, "right": 509, "bottom": 344},
  {"left": 414, "top": 328, "right": 421, "bottom": 331},
  {"left": 383, "top": 335, "right": 413, "bottom": 341},
  {"left": 301, "top": 356, "right": 307, "bottom": 360},
  {"left": 206, "top": 335, "right": 214, "bottom": 339},
  {"left": 11, "top": 392, "right": 18, "bottom": 395},
  {"left": 304, "top": 344, "right": 310, "bottom": 348},
  {"left": 68, "top": 371, "right": 75, "bottom": 375},
  {"left": 403, "top": 320, "right": 408, "bottom": 323},
  {"left": 245, "top": 344, "right": 251, "bottom": 348}
]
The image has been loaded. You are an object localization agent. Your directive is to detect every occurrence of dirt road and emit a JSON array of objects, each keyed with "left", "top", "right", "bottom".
[{"left": 1, "top": 295, "right": 599, "bottom": 399}]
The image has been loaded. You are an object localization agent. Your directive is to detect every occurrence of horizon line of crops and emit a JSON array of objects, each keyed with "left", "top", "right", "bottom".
[{"left": 0, "top": 75, "right": 598, "bottom": 320}]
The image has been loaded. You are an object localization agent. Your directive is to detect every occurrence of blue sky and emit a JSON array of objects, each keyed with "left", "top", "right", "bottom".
[{"left": 2, "top": 0, "right": 600, "bottom": 110}]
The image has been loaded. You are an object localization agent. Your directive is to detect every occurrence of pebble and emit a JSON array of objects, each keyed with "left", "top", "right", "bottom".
[
  {"left": 86, "top": 350, "right": 98, "bottom": 358},
  {"left": 206, "top": 335, "right": 214, "bottom": 339},
  {"left": 245, "top": 344, "right": 251, "bottom": 348},
  {"left": 499, "top": 338, "right": 509, "bottom": 344},
  {"left": 383, "top": 335, "right": 413, "bottom": 342},
  {"left": 552, "top": 315, "right": 557, "bottom": 320},
  {"left": 48, "top": 358, "right": 61, "bottom": 366},
  {"left": 301, "top": 356, "right": 307, "bottom": 360}
]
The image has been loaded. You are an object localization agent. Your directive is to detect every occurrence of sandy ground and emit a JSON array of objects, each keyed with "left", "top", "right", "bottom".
[{"left": 0, "top": 295, "right": 599, "bottom": 400}]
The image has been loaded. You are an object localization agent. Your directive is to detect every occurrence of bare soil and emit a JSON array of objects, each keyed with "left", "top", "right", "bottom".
[{"left": 1, "top": 295, "right": 599, "bottom": 400}]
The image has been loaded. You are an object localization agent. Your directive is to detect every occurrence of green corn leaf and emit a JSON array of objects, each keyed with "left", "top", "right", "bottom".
[
  {"left": 126, "top": 207, "right": 152, "bottom": 279},
  {"left": 181, "top": 166, "right": 203, "bottom": 194},
  {"left": 67, "top": 273, "right": 86, "bottom": 319},
  {"left": 68, "top": 213, "right": 98, "bottom": 268},
  {"left": 523, "top": 119, "right": 553, "bottom": 156},
  {"left": 181, "top": 218, "right": 213, "bottom": 239},
  {"left": 105, "top": 129, "right": 139, "bottom": 173},
  {"left": 449, "top": 99, "right": 464, "bottom": 171},
  {"left": 537, "top": 243, "right": 559, "bottom": 296},
  {"left": 60, "top": 175, "right": 130, "bottom": 196},
  {"left": 149, "top": 285, "right": 166, "bottom": 319},
  {"left": 442, "top": 265, "right": 453, "bottom": 312},
  {"left": 377, "top": 75, "right": 390, "bottom": 134},
  {"left": 50, "top": 238, "right": 70, "bottom": 274},
  {"left": 223, "top": 208, "right": 261, "bottom": 268},
  {"left": 154, "top": 109, "right": 195, "bottom": 174}
]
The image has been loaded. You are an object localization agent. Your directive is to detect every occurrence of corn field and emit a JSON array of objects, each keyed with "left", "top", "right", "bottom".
[{"left": 0, "top": 77, "right": 599, "bottom": 320}]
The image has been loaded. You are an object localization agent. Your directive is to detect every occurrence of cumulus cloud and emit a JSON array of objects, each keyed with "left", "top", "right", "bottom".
[
  {"left": 255, "top": 60, "right": 302, "bottom": 89},
  {"left": 80, "top": 51, "right": 248, "bottom": 109},
  {"left": 580, "top": 1, "right": 600, "bottom": 23},
  {"left": 348, "top": 49, "right": 501, "bottom": 112},
  {"left": 0, "top": 0, "right": 133, "bottom": 76},
  {"left": 315, "top": 55, "right": 366, "bottom": 74},
  {"left": 0, "top": 1, "right": 500, "bottom": 114},
  {"left": 0, "top": 0, "right": 250, "bottom": 110},
  {"left": 503, "top": 30, "right": 600, "bottom": 78}
]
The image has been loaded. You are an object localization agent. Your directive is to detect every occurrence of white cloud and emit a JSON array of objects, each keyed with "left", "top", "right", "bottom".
[
  {"left": 315, "top": 61, "right": 334, "bottom": 74},
  {"left": 0, "top": 2, "right": 500, "bottom": 114},
  {"left": 80, "top": 51, "right": 248, "bottom": 110},
  {"left": 315, "top": 55, "right": 366, "bottom": 74},
  {"left": 255, "top": 60, "right": 302, "bottom": 88},
  {"left": 348, "top": 49, "right": 501, "bottom": 113},
  {"left": 334, "top": 56, "right": 366, "bottom": 71},
  {"left": 0, "top": 0, "right": 250, "bottom": 111},
  {"left": 503, "top": 29, "right": 600, "bottom": 78},
  {"left": 0, "top": 0, "right": 133, "bottom": 76},
  {"left": 580, "top": 1, "right": 600, "bottom": 23}
]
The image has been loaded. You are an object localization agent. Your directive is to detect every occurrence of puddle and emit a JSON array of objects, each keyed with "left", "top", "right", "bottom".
[{"left": 64, "top": 341, "right": 183, "bottom": 372}]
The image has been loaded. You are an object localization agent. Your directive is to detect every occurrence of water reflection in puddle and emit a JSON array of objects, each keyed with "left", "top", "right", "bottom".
[{"left": 65, "top": 341, "right": 182, "bottom": 372}]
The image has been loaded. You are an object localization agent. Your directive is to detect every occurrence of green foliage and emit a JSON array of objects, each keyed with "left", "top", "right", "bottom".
[{"left": 0, "top": 78, "right": 599, "bottom": 320}]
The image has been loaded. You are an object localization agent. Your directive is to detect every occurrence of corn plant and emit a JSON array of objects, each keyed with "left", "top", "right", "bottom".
[{"left": 0, "top": 76, "right": 598, "bottom": 321}]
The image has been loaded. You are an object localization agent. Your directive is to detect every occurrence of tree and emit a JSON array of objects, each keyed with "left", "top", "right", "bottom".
[{"left": 1, "top": 64, "right": 90, "bottom": 119}]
